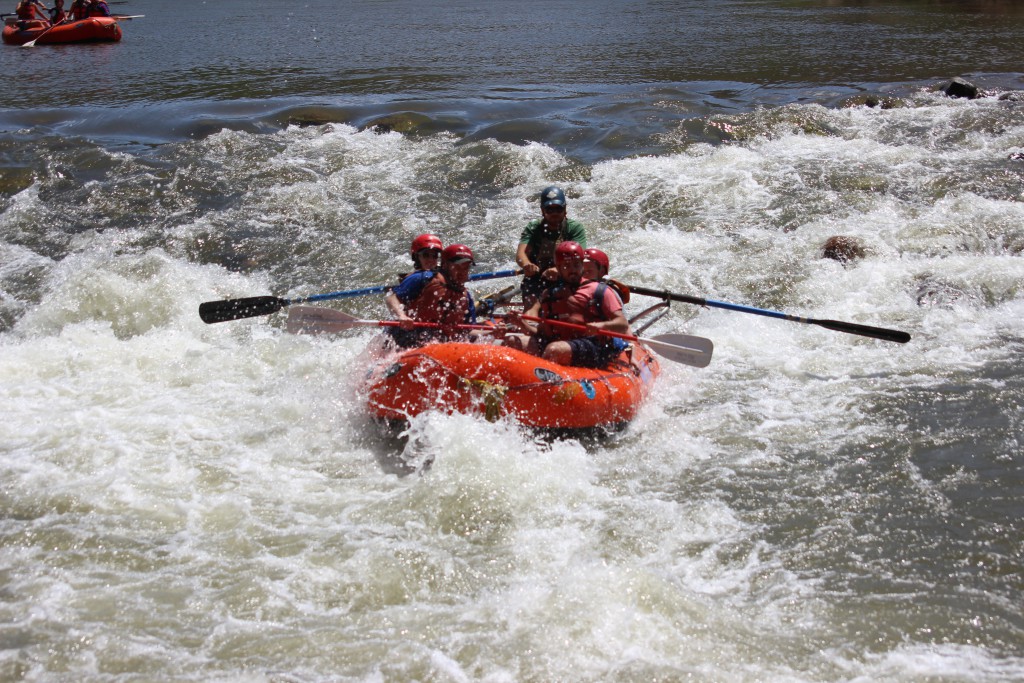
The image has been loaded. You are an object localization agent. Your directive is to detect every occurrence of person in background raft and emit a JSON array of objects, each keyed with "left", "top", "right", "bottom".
[
  {"left": 581, "top": 247, "right": 630, "bottom": 304},
  {"left": 384, "top": 243, "right": 478, "bottom": 349},
  {"left": 68, "top": 0, "right": 87, "bottom": 20},
  {"left": 86, "top": 0, "right": 109, "bottom": 16},
  {"left": 515, "top": 186, "right": 587, "bottom": 308},
  {"left": 15, "top": 0, "right": 50, "bottom": 25},
  {"left": 48, "top": 0, "right": 65, "bottom": 22},
  {"left": 503, "top": 241, "right": 629, "bottom": 368}
]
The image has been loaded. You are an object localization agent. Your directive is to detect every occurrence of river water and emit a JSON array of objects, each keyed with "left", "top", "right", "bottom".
[{"left": 2, "top": 0, "right": 1023, "bottom": 681}]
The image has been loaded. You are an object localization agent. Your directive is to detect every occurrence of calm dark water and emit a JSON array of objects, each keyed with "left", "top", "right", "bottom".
[
  {"left": 3, "top": 0, "right": 1024, "bottom": 158},
  {"left": 2, "top": 1, "right": 1023, "bottom": 681}
]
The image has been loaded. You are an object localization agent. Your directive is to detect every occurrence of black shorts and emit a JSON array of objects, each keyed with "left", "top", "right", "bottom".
[
  {"left": 568, "top": 337, "right": 627, "bottom": 368},
  {"left": 533, "top": 336, "right": 626, "bottom": 368},
  {"left": 385, "top": 327, "right": 436, "bottom": 349}
]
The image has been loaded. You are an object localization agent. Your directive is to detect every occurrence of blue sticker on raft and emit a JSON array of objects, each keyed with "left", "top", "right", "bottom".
[{"left": 580, "top": 380, "right": 596, "bottom": 400}]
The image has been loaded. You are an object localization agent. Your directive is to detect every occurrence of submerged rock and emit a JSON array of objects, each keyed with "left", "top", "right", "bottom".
[
  {"left": 360, "top": 112, "right": 437, "bottom": 135},
  {"left": 943, "top": 77, "right": 980, "bottom": 99},
  {"left": 821, "top": 236, "right": 865, "bottom": 264},
  {"left": 839, "top": 94, "right": 906, "bottom": 109},
  {"left": 0, "top": 166, "right": 35, "bottom": 196}
]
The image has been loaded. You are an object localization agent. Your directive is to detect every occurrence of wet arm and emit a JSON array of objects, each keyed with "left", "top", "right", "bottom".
[
  {"left": 587, "top": 310, "right": 629, "bottom": 335},
  {"left": 516, "top": 243, "right": 539, "bottom": 277}
]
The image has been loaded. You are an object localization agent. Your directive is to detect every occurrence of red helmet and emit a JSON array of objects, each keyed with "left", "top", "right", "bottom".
[
  {"left": 410, "top": 233, "right": 443, "bottom": 257},
  {"left": 583, "top": 248, "right": 609, "bottom": 274},
  {"left": 554, "top": 240, "right": 584, "bottom": 264},
  {"left": 442, "top": 243, "right": 474, "bottom": 265}
]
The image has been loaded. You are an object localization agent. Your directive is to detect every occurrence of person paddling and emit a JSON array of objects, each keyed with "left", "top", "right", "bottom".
[
  {"left": 85, "top": 0, "right": 109, "bottom": 16},
  {"left": 384, "top": 243, "right": 478, "bottom": 349},
  {"left": 515, "top": 186, "right": 587, "bottom": 308},
  {"left": 48, "top": 0, "right": 65, "bottom": 22},
  {"left": 406, "top": 233, "right": 442, "bottom": 273},
  {"left": 67, "top": 0, "right": 86, "bottom": 20},
  {"left": 503, "top": 241, "right": 629, "bottom": 368},
  {"left": 582, "top": 247, "right": 629, "bottom": 304},
  {"left": 15, "top": 0, "right": 50, "bottom": 26},
  {"left": 383, "top": 233, "right": 444, "bottom": 339}
]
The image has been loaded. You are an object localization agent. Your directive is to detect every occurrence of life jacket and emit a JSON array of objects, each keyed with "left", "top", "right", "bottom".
[
  {"left": 404, "top": 270, "right": 471, "bottom": 329},
  {"left": 538, "top": 280, "right": 610, "bottom": 341},
  {"left": 69, "top": 1, "right": 88, "bottom": 20},
  {"left": 604, "top": 278, "right": 630, "bottom": 304},
  {"left": 87, "top": 1, "right": 110, "bottom": 17},
  {"left": 16, "top": 3, "right": 46, "bottom": 20},
  {"left": 50, "top": 8, "right": 67, "bottom": 22}
]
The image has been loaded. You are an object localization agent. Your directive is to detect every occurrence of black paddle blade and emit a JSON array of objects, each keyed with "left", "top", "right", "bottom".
[
  {"left": 814, "top": 319, "right": 911, "bottom": 344},
  {"left": 198, "top": 296, "right": 288, "bottom": 324}
]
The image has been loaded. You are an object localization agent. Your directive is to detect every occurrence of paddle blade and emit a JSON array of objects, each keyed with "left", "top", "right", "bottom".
[
  {"left": 646, "top": 334, "right": 714, "bottom": 368},
  {"left": 814, "top": 319, "right": 911, "bottom": 344},
  {"left": 199, "top": 296, "right": 287, "bottom": 323},
  {"left": 286, "top": 306, "right": 361, "bottom": 335}
]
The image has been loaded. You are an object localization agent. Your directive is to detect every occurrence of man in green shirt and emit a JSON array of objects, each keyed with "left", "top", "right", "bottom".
[{"left": 515, "top": 186, "right": 587, "bottom": 307}]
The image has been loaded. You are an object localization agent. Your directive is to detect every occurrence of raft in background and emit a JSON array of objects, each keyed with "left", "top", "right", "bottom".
[{"left": 2, "top": 17, "right": 121, "bottom": 45}]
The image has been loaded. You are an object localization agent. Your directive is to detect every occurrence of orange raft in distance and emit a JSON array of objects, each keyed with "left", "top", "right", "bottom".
[
  {"left": 2, "top": 17, "right": 122, "bottom": 45},
  {"left": 364, "top": 340, "right": 661, "bottom": 431}
]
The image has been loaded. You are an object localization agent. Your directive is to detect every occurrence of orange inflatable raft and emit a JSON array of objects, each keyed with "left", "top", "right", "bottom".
[
  {"left": 2, "top": 17, "right": 121, "bottom": 45},
  {"left": 364, "top": 340, "right": 661, "bottom": 430}
]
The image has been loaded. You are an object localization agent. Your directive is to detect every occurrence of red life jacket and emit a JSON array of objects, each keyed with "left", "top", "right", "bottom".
[
  {"left": 70, "top": 1, "right": 88, "bottom": 20},
  {"left": 17, "top": 3, "right": 46, "bottom": 20},
  {"left": 404, "top": 271, "right": 471, "bottom": 328},
  {"left": 605, "top": 279, "right": 629, "bottom": 304},
  {"left": 538, "top": 280, "right": 610, "bottom": 341}
]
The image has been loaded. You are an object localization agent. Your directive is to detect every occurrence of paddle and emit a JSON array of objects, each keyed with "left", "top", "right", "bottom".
[
  {"left": 616, "top": 282, "right": 911, "bottom": 344},
  {"left": 199, "top": 268, "right": 521, "bottom": 324},
  {"left": 285, "top": 306, "right": 495, "bottom": 336},
  {"left": 110, "top": 14, "right": 144, "bottom": 19},
  {"left": 518, "top": 315, "right": 714, "bottom": 368},
  {"left": 285, "top": 307, "right": 712, "bottom": 368},
  {"left": 475, "top": 285, "right": 520, "bottom": 316},
  {"left": 21, "top": 17, "right": 64, "bottom": 47}
]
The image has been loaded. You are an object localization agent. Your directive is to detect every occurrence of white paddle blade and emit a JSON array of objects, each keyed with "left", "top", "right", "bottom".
[
  {"left": 286, "top": 306, "right": 361, "bottom": 335},
  {"left": 645, "top": 334, "right": 714, "bottom": 368}
]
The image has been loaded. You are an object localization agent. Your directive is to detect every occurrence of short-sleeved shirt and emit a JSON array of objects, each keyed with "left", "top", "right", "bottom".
[
  {"left": 544, "top": 279, "right": 623, "bottom": 322},
  {"left": 536, "top": 280, "right": 627, "bottom": 367},
  {"left": 518, "top": 218, "right": 587, "bottom": 271}
]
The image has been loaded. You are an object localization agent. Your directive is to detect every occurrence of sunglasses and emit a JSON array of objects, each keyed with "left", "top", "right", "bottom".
[
  {"left": 417, "top": 249, "right": 442, "bottom": 257},
  {"left": 543, "top": 205, "right": 566, "bottom": 214}
]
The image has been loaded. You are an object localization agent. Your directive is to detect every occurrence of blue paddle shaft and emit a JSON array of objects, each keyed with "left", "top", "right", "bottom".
[
  {"left": 623, "top": 283, "right": 910, "bottom": 344},
  {"left": 287, "top": 269, "right": 520, "bottom": 305}
]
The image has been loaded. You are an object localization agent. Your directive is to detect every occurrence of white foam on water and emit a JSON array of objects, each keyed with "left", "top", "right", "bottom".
[{"left": 3, "top": 92, "right": 1024, "bottom": 681}]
